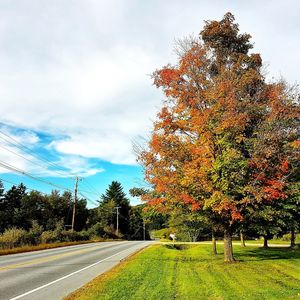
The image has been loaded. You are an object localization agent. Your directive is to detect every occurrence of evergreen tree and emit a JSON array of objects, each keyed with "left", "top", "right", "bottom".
[
  {"left": 2, "top": 183, "right": 27, "bottom": 230},
  {"left": 100, "top": 181, "right": 130, "bottom": 235}
]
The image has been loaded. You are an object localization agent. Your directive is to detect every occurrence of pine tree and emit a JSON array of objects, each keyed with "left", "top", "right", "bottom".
[{"left": 100, "top": 181, "right": 130, "bottom": 235}]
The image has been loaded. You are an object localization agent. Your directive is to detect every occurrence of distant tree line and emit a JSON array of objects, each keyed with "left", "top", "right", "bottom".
[{"left": 0, "top": 180, "right": 150, "bottom": 249}]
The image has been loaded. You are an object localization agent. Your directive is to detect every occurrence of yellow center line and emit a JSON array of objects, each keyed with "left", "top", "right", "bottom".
[{"left": 0, "top": 242, "right": 124, "bottom": 271}]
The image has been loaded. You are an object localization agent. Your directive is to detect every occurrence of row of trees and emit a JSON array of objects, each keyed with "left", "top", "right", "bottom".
[
  {"left": 138, "top": 13, "right": 300, "bottom": 261},
  {"left": 0, "top": 180, "right": 149, "bottom": 248},
  {"left": 0, "top": 182, "right": 88, "bottom": 232}
]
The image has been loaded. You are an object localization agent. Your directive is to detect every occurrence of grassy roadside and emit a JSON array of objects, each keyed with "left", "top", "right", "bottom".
[
  {"left": 0, "top": 239, "right": 123, "bottom": 256},
  {"left": 64, "top": 243, "right": 300, "bottom": 300}
]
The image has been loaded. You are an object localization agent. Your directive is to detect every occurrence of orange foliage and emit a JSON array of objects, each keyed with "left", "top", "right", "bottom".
[{"left": 139, "top": 13, "right": 299, "bottom": 229}]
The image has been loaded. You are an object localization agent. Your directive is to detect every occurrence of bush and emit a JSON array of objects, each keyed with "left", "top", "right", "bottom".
[
  {"left": 87, "top": 222, "right": 106, "bottom": 239},
  {"left": 24, "top": 221, "right": 43, "bottom": 245},
  {"left": 78, "top": 230, "right": 91, "bottom": 241},
  {"left": 40, "top": 220, "right": 65, "bottom": 244},
  {"left": 0, "top": 227, "right": 27, "bottom": 249},
  {"left": 0, "top": 220, "right": 103, "bottom": 250},
  {"left": 41, "top": 230, "right": 59, "bottom": 244}
]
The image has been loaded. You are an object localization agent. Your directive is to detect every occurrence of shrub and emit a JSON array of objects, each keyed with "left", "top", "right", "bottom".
[
  {"left": 87, "top": 222, "right": 106, "bottom": 239},
  {"left": 24, "top": 221, "right": 43, "bottom": 245},
  {"left": 41, "top": 230, "right": 59, "bottom": 244},
  {"left": 77, "top": 230, "right": 90, "bottom": 241},
  {"left": 0, "top": 227, "right": 27, "bottom": 249}
]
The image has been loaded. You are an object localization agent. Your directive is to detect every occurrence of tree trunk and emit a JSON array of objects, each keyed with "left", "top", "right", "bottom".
[
  {"left": 290, "top": 227, "right": 296, "bottom": 248},
  {"left": 240, "top": 230, "right": 246, "bottom": 247},
  {"left": 263, "top": 235, "right": 268, "bottom": 248},
  {"left": 224, "top": 229, "right": 235, "bottom": 262},
  {"left": 212, "top": 230, "right": 217, "bottom": 255}
]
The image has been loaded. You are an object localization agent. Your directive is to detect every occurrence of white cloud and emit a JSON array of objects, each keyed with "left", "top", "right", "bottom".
[
  {"left": 0, "top": 0, "right": 299, "bottom": 167},
  {"left": 0, "top": 126, "right": 104, "bottom": 177}
]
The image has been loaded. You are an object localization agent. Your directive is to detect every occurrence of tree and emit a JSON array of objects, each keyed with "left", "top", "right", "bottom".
[
  {"left": 129, "top": 187, "right": 169, "bottom": 231},
  {"left": 98, "top": 199, "right": 116, "bottom": 236},
  {"left": 168, "top": 208, "right": 210, "bottom": 242},
  {"left": 283, "top": 158, "right": 300, "bottom": 248},
  {"left": 45, "top": 190, "right": 69, "bottom": 230},
  {"left": 246, "top": 204, "right": 286, "bottom": 248},
  {"left": 128, "top": 205, "right": 150, "bottom": 240},
  {"left": 1, "top": 184, "right": 27, "bottom": 230},
  {"left": 100, "top": 181, "right": 130, "bottom": 235},
  {"left": 20, "top": 190, "right": 48, "bottom": 230},
  {"left": 139, "top": 13, "right": 300, "bottom": 261}
]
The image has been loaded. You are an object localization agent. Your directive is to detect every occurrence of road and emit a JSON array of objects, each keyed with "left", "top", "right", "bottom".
[{"left": 0, "top": 241, "right": 153, "bottom": 300}]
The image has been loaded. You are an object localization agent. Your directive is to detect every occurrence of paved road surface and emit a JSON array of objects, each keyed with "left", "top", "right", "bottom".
[{"left": 0, "top": 241, "right": 153, "bottom": 300}]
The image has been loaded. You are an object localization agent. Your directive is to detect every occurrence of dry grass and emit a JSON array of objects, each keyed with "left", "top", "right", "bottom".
[{"left": 0, "top": 239, "right": 107, "bottom": 256}]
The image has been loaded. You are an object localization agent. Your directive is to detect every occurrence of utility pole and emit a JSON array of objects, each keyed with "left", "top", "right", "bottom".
[
  {"left": 115, "top": 206, "right": 121, "bottom": 235},
  {"left": 143, "top": 220, "right": 146, "bottom": 241},
  {"left": 71, "top": 176, "right": 79, "bottom": 232}
]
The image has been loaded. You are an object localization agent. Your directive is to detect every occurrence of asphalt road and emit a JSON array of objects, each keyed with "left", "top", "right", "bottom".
[{"left": 0, "top": 241, "right": 153, "bottom": 300}]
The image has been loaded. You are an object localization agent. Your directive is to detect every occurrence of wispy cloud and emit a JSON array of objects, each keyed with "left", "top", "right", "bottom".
[{"left": 0, "top": 125, "right": 104, "bottom": 177}]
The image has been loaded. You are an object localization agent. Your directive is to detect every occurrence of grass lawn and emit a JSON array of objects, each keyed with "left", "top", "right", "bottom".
[{"left": 65, "top": 244, "right": 300, "bottom": 300}]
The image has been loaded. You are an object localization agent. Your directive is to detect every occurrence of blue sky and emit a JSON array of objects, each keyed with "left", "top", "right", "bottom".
[{"left": 0, "top": 0, "right": 299, "bottom": 207}]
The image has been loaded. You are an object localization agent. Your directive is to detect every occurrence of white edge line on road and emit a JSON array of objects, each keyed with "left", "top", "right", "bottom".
[{"left": 9, "top": 242, "right": 146, "bottom": 300}]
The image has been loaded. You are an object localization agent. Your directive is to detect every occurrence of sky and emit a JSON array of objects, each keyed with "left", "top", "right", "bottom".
[{"left": 0, "top": 0, "right": 299, "bottom": 207}]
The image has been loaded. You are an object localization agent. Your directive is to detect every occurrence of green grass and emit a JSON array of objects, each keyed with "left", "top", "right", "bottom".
[{"left": 65, "top": 244, "right": 300, "bottom": 300}]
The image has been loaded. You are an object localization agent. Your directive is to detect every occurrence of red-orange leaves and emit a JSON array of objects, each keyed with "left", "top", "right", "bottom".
[
  {"left": 154, "top": 67, "right": 180, "bottom": 87},
  {"left": 263, "top": 179, "right": 286, "bottom": 201},
  {"left": 206, "top": 191, "right": 243, "bottom": 222},
  {"left": 279, "top": 160, "right": 289, "bottom": 174},
  {"left": 182, "top": 194, "right": 200, "bottom": 211},
  {"left": 150, "top": 134, "right": 161, "bottom": 152}
]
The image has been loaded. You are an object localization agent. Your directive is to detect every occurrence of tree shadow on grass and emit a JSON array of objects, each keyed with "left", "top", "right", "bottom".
[
  {"left": 164, "top": 244, "right": 197, "bottom": 250},
  {"left": 236, "top": 247, "right": 300, "bottom": 261}
]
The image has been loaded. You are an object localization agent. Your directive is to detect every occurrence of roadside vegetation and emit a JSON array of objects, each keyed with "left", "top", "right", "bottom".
[
  {"left": 0, "top": 181, "right": 148, "bottom": 252},
  {"left": 0, "top": 239, "right": 106, "bottom": 256},
  {"left": 64, "top": 244, "right": 300, "bottom": 300}
]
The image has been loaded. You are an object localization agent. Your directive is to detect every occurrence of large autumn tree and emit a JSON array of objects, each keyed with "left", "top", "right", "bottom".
[{"left": 139, "top": 13, "right": 300, "bottom": 262}]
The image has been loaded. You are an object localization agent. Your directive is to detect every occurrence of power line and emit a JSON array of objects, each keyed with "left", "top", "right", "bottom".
[
  {"left": 0, "top": 131, "right": 104, "bottom": 195},
  {"left": 0, "top": 138, "right": 100, "bottom": 192},
  {"left": 77, "top": 190, "right": 99, "bottom": 206},
  {"left": 0, "top": 160, "right": 73, "bottom": 193},
  {"left": 0, "top": 143, "right": 72, "bottom": 179},
  {"left": 0, "top": 175, "right": 98, "bottom": 206},
  {"left": 0, "top": 130, "right": 75, "bottom": 177},
  {"left": 79, "top": 180, "right": 101, "bottom": 198},
  {"left": 81, "top": 178, "right": 101, "bottom": 197}
]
